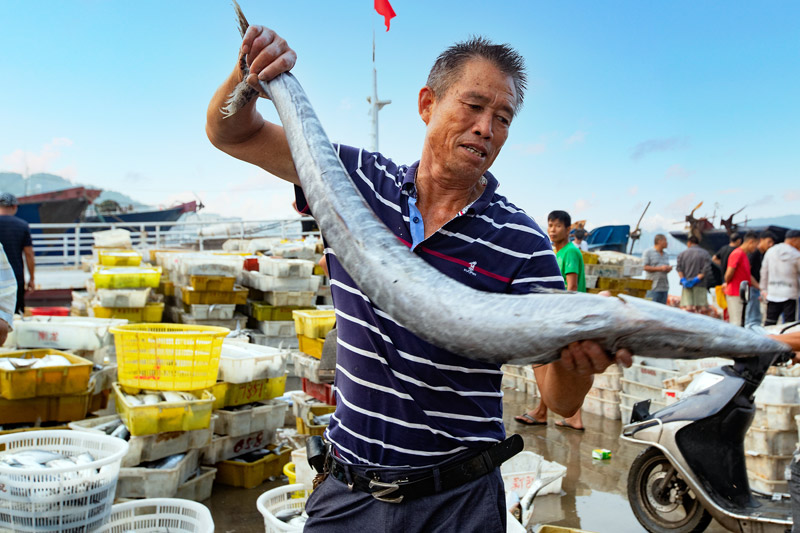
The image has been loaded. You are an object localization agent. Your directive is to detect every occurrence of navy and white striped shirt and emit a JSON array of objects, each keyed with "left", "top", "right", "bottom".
[{"left": 296, "top": 144, "right": 564, "bottom": 467}]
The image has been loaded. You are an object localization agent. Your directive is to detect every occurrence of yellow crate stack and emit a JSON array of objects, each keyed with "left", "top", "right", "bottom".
[{"left": 293, "top": 309, "right": 335, "bottom": 360}]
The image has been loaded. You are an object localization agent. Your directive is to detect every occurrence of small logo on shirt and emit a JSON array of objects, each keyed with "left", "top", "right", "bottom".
[{"left": 464, "top": 261, "right": 477, "bottom": 276}]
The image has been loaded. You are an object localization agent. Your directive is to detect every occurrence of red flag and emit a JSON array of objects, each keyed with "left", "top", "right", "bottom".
[{"left": 374, "top": 0, "right": 396, "bottom": 31}]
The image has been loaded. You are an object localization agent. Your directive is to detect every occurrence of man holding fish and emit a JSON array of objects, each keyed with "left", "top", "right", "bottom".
[{"left": 207, "top": 23, "right": 632, "bottom": 532}]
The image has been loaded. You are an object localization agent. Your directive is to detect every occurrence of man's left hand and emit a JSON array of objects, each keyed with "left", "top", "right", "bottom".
[
  {"left": 557, "top": 340, "right": 632, "bottom": 375},
  {"left": 26, "top": 277, "right": 35, "bottom": 292}
]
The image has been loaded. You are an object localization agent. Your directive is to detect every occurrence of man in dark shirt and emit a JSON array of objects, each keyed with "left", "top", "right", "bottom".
[
  {"left": 0, "top": 193, "right": 35, "bottom": 313},
  {"left": 712, "top": 232, "right": 742, "bottom": 286},
  {"left": 677, "top": 236, "right": 712, "bottom": 313},
  {"left": 746, "top": 231, "right": 776, "bottom": 326}
]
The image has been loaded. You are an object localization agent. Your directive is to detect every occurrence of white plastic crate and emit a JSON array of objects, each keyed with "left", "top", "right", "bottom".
[
  {"left": 291, "top": 447, "right": 315, "bottom": 491},
  {"left": 582, "top": 395, "right": 621, "bottom": 420},
  {"left": 673, "top": 357, "right": 732, "bottom": 375},
  {"left": 291, "top": 351, "right": 322, "bottom": 382},
  {"left": 500, "top": 451, "right": 566, "bottom": 499},
  {"left": 633, "top": 356, "right": 678, "bottom": 371},
  {"left": 290, "top": 391, "right": 324, "bottom": 420},
  {"left": 746, "top": 472, "right": 789, "bottom": 496},
  {"left": 184, "top": 304, "right": 236, "bottom": 320},
  {"left": 621, "top": 378, "right": 668, "bottom": 401},
  {"left": 753, "top": 403, "right": 800, "bottom": 431},
  {"left": 96, "top": 498, "right": 214, "bottom": 533},
  {"left": 218, "top": 341, "right": 288, "bottom": 384},
  {"left": 264, "top": 291, "right": 317, "bottom": 307},
  {"left": 258, "top": 257, "right": 315, "bottom": 278},
  {"left": 745, "top": 452, "right": 792, "bottom": 481},
  {"left": 69, "top": 415, "right": 215, "bottom": 467},
  {"left": 257, "top": 320, "right": 296, "bottom": 337},
  {"left": 745, "top": 426, "right": 798, "bottom": 456},
  {"left": 755, "top": 376, "right": 800, "bottom": 405},
  {"left": 13, "top": 317, "right": 126, "bottom": 351},
  {"left": 177, "top": 255, "right": 241, "bottom": 277},
  {"left": 116, "top": 449, "right": 201, "bottom": 499},
  {"left": 95, "top": 288, "right": 151, "bottom": 308},
  {"left": 586, "top": 386, "right": 620, "bottom": 402},
  {"left": 622, "top": 363, "right": 679, "bottom": 389},
  {"left": 0, "top": 430, "right": 128, "bottom": 533},
  {"left": 175, "top": 466, "right": 216, "bottom": 502},
  {"left": 620, "top": 403, "right": 633, "bottom": 424},
  {"left": 214, "top": 400, "right": 288, "bottom": 437},
  {"left": 593, "top": 366, "right": 622, "bottom": 390},
  {"left": 201, "top": 429, "right": 274, "bottom": 465},
  {"left": 257, "top": 483, "right": 311, "bottom": 533},
  {"left": 246, "top": 271, "right": 321, "bottom": 292},
  {"left": 250, "top": 332, "right": 300, "bottom": 350}
]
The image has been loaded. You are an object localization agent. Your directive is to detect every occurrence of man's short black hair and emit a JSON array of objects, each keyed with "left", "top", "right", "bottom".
[
  {"left": 743, "top": 231, "right": 758, "bottom": 242},
  {"left": 688, "top": 235, "right": 700, "bottom": 245},
  {"left": 759, "top": 231, "right": 777, "bottom": 241},
  {"left": 654, "top": 233, "right": 666, "bottom": 244},
  {"left": 729, "top": 232, "right": 742, "bottom": 244},
  {"left": 548, "top": 210, "right": 571, "bottom": 228}
]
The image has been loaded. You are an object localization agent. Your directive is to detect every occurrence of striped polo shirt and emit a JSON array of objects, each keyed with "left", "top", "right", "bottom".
[{"left": 296, "top": 144, "right": 564, "bottom": 468}]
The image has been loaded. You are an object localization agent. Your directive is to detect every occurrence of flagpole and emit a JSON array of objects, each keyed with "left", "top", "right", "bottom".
[{"left": 368, "top": 29, "right": 391, "bottom": 152}]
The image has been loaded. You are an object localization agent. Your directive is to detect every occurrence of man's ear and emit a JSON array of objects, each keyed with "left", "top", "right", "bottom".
[{"left": 418, "top": 86, "right": 435, "bottom": 125}]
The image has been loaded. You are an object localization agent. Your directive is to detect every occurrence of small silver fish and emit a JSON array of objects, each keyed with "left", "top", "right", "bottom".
[
  {"left": 142, "top": 394, "right": 161, "bottom": 405},
  {"left": 111, "top": 423, "right": 130, "bottom": 440}
]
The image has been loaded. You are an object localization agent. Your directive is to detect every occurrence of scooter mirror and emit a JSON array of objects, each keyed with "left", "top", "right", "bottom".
[{"left": 739, "top": 280, "right": 749, "bottom": 303}]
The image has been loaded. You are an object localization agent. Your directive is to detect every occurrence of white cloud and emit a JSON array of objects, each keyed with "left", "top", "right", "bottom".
[
  {"left": 339, "top": 98, "right": 353, "bottom": 111},
  {"left": 630, "top": 136, "right": 689, "bottom": 161},
  {"left": 574, "top": 198, "right": 590, "bottom": 212},
  {"left": 628, "top": 185, "right": 639, "bottom": 196},
  {"left": 2, "top": 138, "right": 75, "bottom": 175},
  {"left": 565, "top": 130, "right": 586, "bottom": 145},
  {"left": 785, "top": 190, "right": 800, "bottom": 202},
  {"left": 667, "top": 193, "right": 697, "bottom": 215},
  {"left": 512, "top": 142, "right": 546, "bottom": 155},
  {"left": 639, "top": 213, "right": 673, "bottom": 232},
  {"left": 664, "top": 164, "right": 693, "bottom": 180},
  {"left": 719, "top": 188, "right": 742, "bottom": 195}
]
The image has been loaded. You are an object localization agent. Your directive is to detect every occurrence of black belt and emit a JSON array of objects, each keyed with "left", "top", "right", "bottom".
[{"left": 328, "top": 434, "right": 523, "bottom": 503}]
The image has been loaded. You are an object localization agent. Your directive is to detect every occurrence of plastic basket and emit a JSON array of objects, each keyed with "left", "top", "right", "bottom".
[
  {"left": 0, "top": 430, "right": 129, "bottom": 533},
  {"left": 96, "top": 498, "right": 214, "bottom": 533},
  {"left": 93, "top": 266, "right": 161, "bottom": 289},
  {"left": 256, "top": 483, "right": 311, "bottom": 533},
  {"left": 30, "top": 307, "right": 70, "bottom": 317},
  {"left": 297, "top": 335, "right": 324, "bottom": 359},
  {"left": 97, "top": 250, "right": 142, "bottom": 267},
  {"left": 188, "top": 275, "right": 236, "bottom": 292},
  {"left": 92, "top": 302, "right": 165, "bottom": 323},
  {"left": 179, "top": 286, "right": 248, "bottom": 306},
  {"left": 249, "top": 302, "right": 313, "bottom": 322},
  {"left": 292, "top": 309, "right": 336, "bottom": 339},
  {"left": 110, "top": 324, "right": 229, "bottom": 391},
  {"left": 113, "top": 382, "right": 215, "bottom": 436}
]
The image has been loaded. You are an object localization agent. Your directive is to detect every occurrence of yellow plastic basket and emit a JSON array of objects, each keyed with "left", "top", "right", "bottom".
[
  {"left": 97, "top": 250, "right": 142, "bottom": 267},
  {"left": 0, "top": 349, "right": 93, "bottom": 400},
  {"left": 110, "top": 324, "right": 229, "bottom": 391},
  {"left": 292, "top": 309, "right": 336, "bottom": 339},
  {"left": 92, "top": 302, "right": 165, "bottom": 323},
  {"left": 113, "top": 382, "right": 214, "bottom": 436}
]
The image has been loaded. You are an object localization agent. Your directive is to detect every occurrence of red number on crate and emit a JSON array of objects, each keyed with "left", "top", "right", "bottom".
[
  {"left": 255, "top": 432, "right": 264, "bottom": 446},
  {"left": 0, "top": 483, "right": 6, "bottom": 493},
  {"left": 50, "top": 332, "right": 58, "bottom": 341},
  {"left": 233, "top": 439, "right": 245, "bottom": 453},
  {"left": 38, "top": 331, "right": 47, "bottom": 340}
]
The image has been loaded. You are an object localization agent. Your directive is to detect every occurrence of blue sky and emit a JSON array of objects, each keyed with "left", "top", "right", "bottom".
[{"left": 1, "top": 1, "right": 798, "bottom": 230}]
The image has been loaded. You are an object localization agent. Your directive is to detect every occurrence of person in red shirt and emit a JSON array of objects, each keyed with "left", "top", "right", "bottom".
[{"left": 724, "top": 231, "right": 759, "bottom": 326}]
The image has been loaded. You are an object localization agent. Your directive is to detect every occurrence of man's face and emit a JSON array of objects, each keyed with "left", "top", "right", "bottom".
[
  {"left": 732, "top": 239, "right": 742, "bottom": 248},
  {"left": 548, "top": 219, "right": 569, "bottom": 244},
  {"left": 788, "top": 237, "right": 800, "bottom": 251},
  {"left": 656, "top": 238, "right": 667, "bottom": 250},
  {"left": 742, "top": 239, "right": 758, "bottom": 254},
  {"left": 759, "top": 237, "right": 774, "bottom": 252},
  {"left": 419, "top": 58, "right": 516, "bottom": 183}
]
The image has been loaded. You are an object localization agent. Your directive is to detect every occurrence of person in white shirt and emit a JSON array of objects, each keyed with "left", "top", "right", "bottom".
[
  {"left": 573, "top": 228, "right": 589, "bottom": 251},
  {"left": 760, "top": 229, "right": 800, "bottom": 325},
  {"left": 0, "top": 243, "right": 17, "bottom": 345}
]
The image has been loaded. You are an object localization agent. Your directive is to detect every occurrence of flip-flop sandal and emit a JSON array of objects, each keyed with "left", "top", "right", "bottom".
[
  {"left": 514, "top": 413, "right": 547, "bottom": 426},
  {"left": 555, "top": 419, "right": 585, "bottom": 431}
]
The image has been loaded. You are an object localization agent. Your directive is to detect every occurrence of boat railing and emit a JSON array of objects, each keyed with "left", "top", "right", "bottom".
[{"left": 30, "top": 218, "right": 317, "bottom": 266}]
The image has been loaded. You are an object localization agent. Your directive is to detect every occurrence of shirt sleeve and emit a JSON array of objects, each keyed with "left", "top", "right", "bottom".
[
  {"left": 642, "top": 249, "right": 652, "bottom": 266},
  {"left": 0, "top": 244, "right": 17, "bottom": 327},
  {"left": 509, "top": 250, "right": 565, "bottom": 294},
  {"left": 23, "top": 224, "right": 32, "bottom": 248},
  {"left": 561, "top": 247, "right": 582, "bottom": 275},
  {"left": 728, "top": 249, "right": 742, "bottom": 270}
]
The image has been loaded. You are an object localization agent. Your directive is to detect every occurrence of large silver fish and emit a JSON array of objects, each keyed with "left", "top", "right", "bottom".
[{"left": 224, "top": 4, "right": 791, "bottom": 365}]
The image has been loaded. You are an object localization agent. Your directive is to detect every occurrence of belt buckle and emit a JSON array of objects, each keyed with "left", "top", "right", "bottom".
[{"left": 368, "top": 478, "right": 406, "bottom": 503}]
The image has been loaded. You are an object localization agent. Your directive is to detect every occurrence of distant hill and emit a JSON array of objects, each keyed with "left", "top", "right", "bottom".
[{"left": 0, "top": 172, "right": 148, "bottom": 209}]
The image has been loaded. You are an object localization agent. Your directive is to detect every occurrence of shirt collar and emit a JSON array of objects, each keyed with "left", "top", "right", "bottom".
[{"left": 401, "top": 161, "right": 498, "bottom": 215}]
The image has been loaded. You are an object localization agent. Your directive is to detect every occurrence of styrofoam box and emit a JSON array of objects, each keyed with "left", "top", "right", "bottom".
[
  {"left": 257, "top": 320, "right": 296, "bottom": 337},
  {"left": 620, "top": 392, "right": 667, "bottom": 411},
  {"left": 264, "top": 291, "right": 317, "bottom": 307},
  {"left": 116, "top": 449, "right": 201, "bottom": 499},
  {"left": 593, "top": 367, "right": 622, "bottom": 390},
  {"left": 258, "top": 257, "right": 315, "bottom": 278},
  {"left": 218, "top": 341, "right": 288, "bottom": 384},
  {"left": 582, "top": 395, "right": 621, "bottom": 420},
  {"left": 755, "top": 376, "right": 800, "bottom": 405},
  {"left": 753, "top": 403, "right": 800, "bottom": 431},
  {"left": 745, "top": 453, "right": 792, "bottom": 481},
  {"left": 96, "top": 288, "right": 150, "bottom": 308},
  {"left": 586, "top": 386, "right": 619, "bottom": 402},
  {"left": 622, "top": 363, "right": 679, "bottom": 389},
  {"left": 201, "top": 429, "right": 274, "bottom": 465},
  {"left": 747, "top": 472, "right": 788, "bottom": 496},
  {"left": 215, "top": 400, "right": 288, "bottom": 438},
  {"left": 185, "top": 304, "right": 236, "bottom": 320},
  {"left": 13, "top": 316, "right": 127, "bottom": 351},
  {"left": 292, "top": 351, "right": 321, "bottom": 382},
  {"left": 246, "top": 271, "right": 321, "bottom": 293},
  {"left": 175, "top": 466, "right": 217, "bottom": 502},
  {"left": 500, "top": 451, "right": 566, "bottom": 499},
  {"left": 621, "top": 378, "right": 667, "bottom": 401},
  {"left": 745, "top": 426, "right": 798, "bottom": 456},
  {"left": 250, "top": 332, "right": 300, "bottom": 349}
]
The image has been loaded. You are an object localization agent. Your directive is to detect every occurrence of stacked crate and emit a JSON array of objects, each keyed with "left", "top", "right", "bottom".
[
  {"left": 106, "top": 323, "right": 230, "bottom": 500},
  {"left": 292, "top": 309, "right": 337, "bottom": 409},
  {"left": 89, "top": 247, "right": 164, "bottom": 323},
  {"left": 201, "top": 340, "right": 291, "bottom": 489},
  {"left": 501, "top": 365, "right": 538, "bottom": 397},
  {"left": 583, "top": 365, "right": 623, "bottom": 419},
  {"left": 744, "top": 375, "right": 800, "bottom": 495},
  {"left": 242, "top": 257, "right": 322, "bottom": 348},
  {"left": 0, "top": 349, "right": 96, "bottom": 429},
  {"left": 584, "top": 251, "right": 651, "bottom": 299},
  {"left": 170, "top": 254, "right": 248, "bottom": 329}
]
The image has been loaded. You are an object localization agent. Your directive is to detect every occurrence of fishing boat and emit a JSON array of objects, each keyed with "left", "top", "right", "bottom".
[
  {"left": 17, "top": 187, "right": 102, "bottom": 228},
  {"left": 81, "top": 199, "right": 200, "bottom": 231}
]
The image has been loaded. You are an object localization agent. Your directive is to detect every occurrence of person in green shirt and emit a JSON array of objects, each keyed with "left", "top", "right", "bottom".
[{"left": 515, "top": 210, "right": 588, "bottom": 430}]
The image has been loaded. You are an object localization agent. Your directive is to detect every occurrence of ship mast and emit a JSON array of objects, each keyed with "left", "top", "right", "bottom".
[{"left": 367, "top": 31, "right": 391, "bottom": 152}]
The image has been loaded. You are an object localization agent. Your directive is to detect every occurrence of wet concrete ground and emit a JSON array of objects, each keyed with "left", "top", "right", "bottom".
[{"left": 206, "top": 386, "right": 730, "bottom": 532}]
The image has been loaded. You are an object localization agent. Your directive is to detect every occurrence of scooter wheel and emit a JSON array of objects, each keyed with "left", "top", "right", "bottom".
[{"left": 628, "top": 446, "right": 712, "bottom": 533}]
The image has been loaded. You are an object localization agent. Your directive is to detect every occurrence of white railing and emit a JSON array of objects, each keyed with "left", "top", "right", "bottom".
[{"left": 31, "top": 218, "right": 318, "bottom": 266}]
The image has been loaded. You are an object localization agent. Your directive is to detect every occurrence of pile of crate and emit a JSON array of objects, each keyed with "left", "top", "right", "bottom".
[
  {"left": 582, "top": 365, "right": 623, "bottom": 419},
  {"left": 745, "top": 375, "right": 800, "bottom": 495},
  {"left": 86, "top": 230, "right": 165, "bottom": 323},
  {"left": 501, "top": 365, "right": 538, "bottom": 397},
  {"left": 582, "top": 251, "right": 651, "bottom": 298},
  {"left": 292, "top": 308, "right": 337, "bottom": 409}
]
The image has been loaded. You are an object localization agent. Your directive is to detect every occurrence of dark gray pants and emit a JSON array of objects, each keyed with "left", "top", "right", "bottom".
[
  {"left": 303, "top": 467, "right": 507, "bottom": 533},
  {"left": 792, "top": 455, "right": 800, "bottom": 532}
]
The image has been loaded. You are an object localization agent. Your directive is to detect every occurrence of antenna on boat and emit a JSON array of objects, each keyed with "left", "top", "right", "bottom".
[
  {"left": 367, "top": 30, "right": 391, "bottom": 152},
  {"left": 628, "top": 201, "right": 651, "bottom": 254}
]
